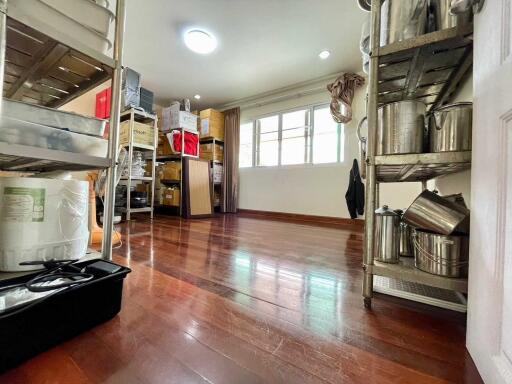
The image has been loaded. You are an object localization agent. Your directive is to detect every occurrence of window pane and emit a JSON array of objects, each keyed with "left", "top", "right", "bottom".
[
  {"left": 239, "top": 122, "right": 253, "bottom": 168},
  {"left": 313, "top": 107, "right": 340, "bottom": 164},
  {"left": 282, "top": 110, "right": 307, "bottom": 165},
  {"left": 257, "top": 116, "right": 279, "bottom": 166}
]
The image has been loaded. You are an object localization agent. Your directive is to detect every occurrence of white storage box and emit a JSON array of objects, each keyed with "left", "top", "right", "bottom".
[
  {"left": 0, "top": 177, "right": 89, "bottom": 272},
  {"left": 0, "top": 116, "right": 108, "bottom": 158},
  {"left": 212, "top": 163, "right": 223, "bottom": 184},
  {"left": 9, "top": 0, "right": 112, "bottom": 54},
  {"left": 162, "top": 106, "right": 197, "bottom": 132}
]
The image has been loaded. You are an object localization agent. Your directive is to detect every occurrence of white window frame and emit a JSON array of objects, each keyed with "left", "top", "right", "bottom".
[{"left": 240, "top": 103, "right": 343, "bottom": 168}]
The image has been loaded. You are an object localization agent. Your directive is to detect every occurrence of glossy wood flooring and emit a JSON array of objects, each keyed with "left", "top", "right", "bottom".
[{"left": 0, "top": 214, "right": 483, "bottom": 383}]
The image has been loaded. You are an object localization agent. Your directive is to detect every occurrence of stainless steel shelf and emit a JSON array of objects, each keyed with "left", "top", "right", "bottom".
[
  {"left": 368, "top": 258, "right": 468, "bottom": 293},
  {"left": 122, "top": 143, "right": 155, "bottom": 151},
  {"left": 377, "top": 24, "right": 473, "bottom": 109},
  {"left": 120, "top": 207, "right": 152, "bottom": 214},
  {"left": 120, "top": 108, "right": 157, "bottom": 123},
  {"left": 120, "top": 176, "right": 152, "bottom": 181},
  {"left": 375, "top": 151, "right": 471, "bottom": 182},
  {"left": 3, "top": 19, "right": 112, "bottom": 108},
  {"left": 0, "top": 142, "right": 110, "bottom": 172}
]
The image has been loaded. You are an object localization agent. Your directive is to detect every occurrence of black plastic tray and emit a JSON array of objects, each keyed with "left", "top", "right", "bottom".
[{"left": 0, "top": 259, "right": 131, "bottom": 373}]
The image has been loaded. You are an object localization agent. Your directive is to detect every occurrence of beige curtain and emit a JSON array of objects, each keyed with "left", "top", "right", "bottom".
[{"left": 222, "top": 107, "right": 240, "bottom": 213}]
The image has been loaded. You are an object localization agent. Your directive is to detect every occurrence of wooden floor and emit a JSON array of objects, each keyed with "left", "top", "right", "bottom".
[{"left": 0, "top": 214, "right": 483, "bottom": 383}]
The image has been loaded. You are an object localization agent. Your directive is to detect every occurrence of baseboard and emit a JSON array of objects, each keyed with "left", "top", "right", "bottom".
[{"left": 237, "top": 209, "right": 364, "bottom": 229}]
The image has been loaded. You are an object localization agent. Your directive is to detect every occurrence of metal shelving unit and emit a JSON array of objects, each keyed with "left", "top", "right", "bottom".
[
  {"left": 156, "top": 127, "right": 200, "bottom": 216},
  {"left": 119, "top": 108, "right": 157, "bottom": 221},
  {"left": 362, "top": 0, "right": 473, "bottom": 309},
  {"left": 0, "top": 0, "right": 127, "bottom": 263},
  {"left": 200, "top": 136, "right": 224, "bottom": 209}
]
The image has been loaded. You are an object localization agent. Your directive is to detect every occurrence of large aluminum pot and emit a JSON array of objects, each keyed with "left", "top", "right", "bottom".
[
  {"left": 413, "top": 229, "right": 469, "bottom": 277},
  {"left": 380, "top": 0, "right": 428, "bottom": 46},
  {"left": 429, "top": 102, "right": 472, "bottom": 152},
  {"left": 429, "top": 0, "right": 472, "bottom": 32},
  {"left": 375, "top": 206, "right": 401, "bottom": 263},
  {"left": 403, "top": 190, "right": 470, "bottom": 235},
  {"left": 357, "top": 117, "right": 367, "bottom": 179},
  {"left": 377, "top": 101, "right": 426, "bottom": 155}
]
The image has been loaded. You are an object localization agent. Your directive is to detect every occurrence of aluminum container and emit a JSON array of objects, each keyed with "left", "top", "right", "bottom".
[
  {"left": 380, "top": 0, "right": 428, "bottom": 46},
  {"left": 399, "top": 222, "right": 414, "bottom": 257},
  {"left": 9, "top": 0, "right": 112, "bottom": 54},
  {"left": 428, "top": 0, "right": 472, "bottom": 32},
  {"left": 429, "top": 102, "right": 472, "bottom": 152},
  {"left": 3, "top": 99, "right": 106, "bottom": 137},
  {"left": 375, "top": 206, "right": 401, "bottom": 264},
  {"left": 0, "top": 116, "right": 108, "bottom": 158},
  {"left": 403, "top": 190, "right": 470, "bottom": 235},
  {"left": 41, "top": 0, "right": 114, "bottom": 35},
  {"left": 377, "top": 101, "right": 426, "bottom": 155},
  {"left": 413, "top": 229, "right": 469, "bottom": 277}
]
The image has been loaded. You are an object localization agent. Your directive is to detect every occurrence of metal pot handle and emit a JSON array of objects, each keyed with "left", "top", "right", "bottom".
[
  {"left": 412, "top": 232, "right": 468, "bottom": 266},
  {"left": 357, "top": 116, "right": 367, "bottom": 143}
]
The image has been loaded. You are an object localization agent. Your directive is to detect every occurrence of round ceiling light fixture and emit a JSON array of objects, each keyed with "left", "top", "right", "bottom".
[
  {"left": 194, "top": 94, "right": 201, "bottom": 100},
  {"left": 319, "top": 50, "right": 331, "bottom": 60},
  {"left": 184, "top": 29, "right": 217, "bottom": 54}
]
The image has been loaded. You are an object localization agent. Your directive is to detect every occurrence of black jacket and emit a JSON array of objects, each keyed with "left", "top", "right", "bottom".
[{"left": 345, "top": 159, "right": 365, "bottom": 219}]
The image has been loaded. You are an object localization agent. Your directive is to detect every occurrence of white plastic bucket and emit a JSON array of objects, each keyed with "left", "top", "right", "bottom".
[{"left": 0, "top": 177, "right": 89, "bottom": 272}]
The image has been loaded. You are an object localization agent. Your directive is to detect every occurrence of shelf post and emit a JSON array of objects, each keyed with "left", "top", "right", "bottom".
[
  {"left": 362, "top": 0, "right": 382, "bottom": 307},
  {"left": 102, "top": 0, "right": 126, "bottom": 260},
  {"left": 0, "top": 0, "right": 7, "bottom": 114}
]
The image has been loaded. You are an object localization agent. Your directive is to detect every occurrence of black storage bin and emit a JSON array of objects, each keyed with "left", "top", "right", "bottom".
[
  {"left": 140, "top": 87, "right": 154, "bottom": 114},
  {"left": 0, "top": 259, "right": 130, "bottom": 373}
]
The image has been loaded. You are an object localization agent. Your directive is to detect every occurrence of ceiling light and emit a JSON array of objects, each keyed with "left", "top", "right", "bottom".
[
  {"left": 319, "top": 50, "right": 331, "bottom": 60},
  {"left": 194, "top": 94, "right": 201, "bottom": 100},
  {"left": 184, "top": 29, "right": 217, "bottom": 54}
]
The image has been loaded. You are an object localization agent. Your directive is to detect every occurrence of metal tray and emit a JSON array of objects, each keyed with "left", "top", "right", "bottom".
[
  {"left": 8, "top": 0, "right": 112, "bottom": 54},
  {"left": 40, "top": 0, "right": 114, "bottom": 36},
  {"left": 0, "top": 116, "right": 108, "bottom": 158},
  {"left": 3, "top": 99, "right": 106, "bottom": 137}
]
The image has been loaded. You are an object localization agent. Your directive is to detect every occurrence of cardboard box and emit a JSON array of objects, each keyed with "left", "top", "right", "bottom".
[
  {"left": 157, "top": 133, "right": 173, "bottom": 156},
  {"left": 119, "top": 120, "right": 155, "bottom": 147},
  {"left": 162, "top": 187, "right": 180, "bottom": 207},
  {"left": 160, "top": 162, "right": 181, "bottom": 181},
  {"left": 162, "top": 104, "right": 198, "bottom": 132},
  {"left": 200, "top": 143, "right": 224, "bottom": 162},
  {"left": 199, "top": 109, "right": 224, "bottom": 139}
]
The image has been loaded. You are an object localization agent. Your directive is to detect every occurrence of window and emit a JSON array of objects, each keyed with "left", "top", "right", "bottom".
[
  {"left": 257, "top": 115, "right": 279, "bottom": 166},
  {"left": 239, "top": 104, "right": 343, "bottom": 167},
  {"left": 239, "top": 122, "right": 253, "bottom": 168}
]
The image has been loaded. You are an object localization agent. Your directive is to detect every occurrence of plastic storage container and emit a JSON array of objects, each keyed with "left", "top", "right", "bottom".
[
  {"left": 0, "top": 259, "right": 130, "bottom": 373},
  {"left": 0, "top": 177, "right": 89, "bottom": 272}
]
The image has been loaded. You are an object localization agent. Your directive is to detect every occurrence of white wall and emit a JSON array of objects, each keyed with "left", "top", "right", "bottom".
[{"left": 237, "top": 75, "right": 421, "bottom": 218}]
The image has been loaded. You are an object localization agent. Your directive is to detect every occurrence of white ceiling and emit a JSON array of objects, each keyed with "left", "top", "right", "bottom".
[{"left": 123, "top": 0, "right": 367, "bottom": 109}]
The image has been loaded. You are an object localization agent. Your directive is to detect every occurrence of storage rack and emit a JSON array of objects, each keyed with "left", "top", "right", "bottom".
[
  {"left": 199, "top": 136, "right": 224, "bottom": 210},
  {"left": 0, "top": 0, "right": 126, "bottom": 270},
  {"left": 119, "top": 108, "right": 157, "bottom": 220},
  {"left": 362, "top": 0, "right": 473, "bottom": 308},
  {"left": 156, "top": 127, "right": 200, "bottom": 216}
]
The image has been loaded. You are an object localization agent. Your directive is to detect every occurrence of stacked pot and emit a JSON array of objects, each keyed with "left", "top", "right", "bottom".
[{"left": 375, "top": 191, "right": 470, "bottom": 278}]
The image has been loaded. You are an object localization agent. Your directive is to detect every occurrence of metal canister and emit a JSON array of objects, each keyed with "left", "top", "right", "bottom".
[
  {"left": 403, "top": 190, "right": 470, "bottom": 235},
  {"left": 429, "top": 102, "right": 472, "bottom": 152},
  {"left": 380, "top": 0, "right": 428, "bottom": 46},
  {"left": 377, "top": 101, "right": 426, "bottom": 155},
  {"left": 429, "top": 0, "right": 472, "bottom": 32},
  {"left": 374, "top": 206, "right": 401, "bottom": 263},
  {"left": 395, "top": 209, "right": 414, "bottom": 257},
  {"left": 412, "top": 229, "right": 469, "bottom": 277}
]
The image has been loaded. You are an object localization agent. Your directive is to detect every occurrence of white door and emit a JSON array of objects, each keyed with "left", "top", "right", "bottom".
[{"left": 467, "top": 0, "right": 512, "bottom": 382}]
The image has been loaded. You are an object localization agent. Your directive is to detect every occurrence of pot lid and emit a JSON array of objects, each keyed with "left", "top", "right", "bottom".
[
  {"left": 375, "top": 205, "right": 399, "bottom": 216},
  {"left": 435, "top": 102, "right": 473, "bottom": 111}
]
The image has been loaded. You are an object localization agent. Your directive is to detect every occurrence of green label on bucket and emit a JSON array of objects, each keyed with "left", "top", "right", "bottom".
[{"left": 3, "top": 187, "right": 45, "bottom": 222}]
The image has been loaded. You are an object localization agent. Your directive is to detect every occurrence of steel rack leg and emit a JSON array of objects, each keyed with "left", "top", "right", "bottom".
[
  {"left": 0, "top": 0, "right": 7, "bottom": 113},
  {"left": 362, "top": 0, "right": 382, "bottom": 309},
  {"left": 102, "top": 0, "right": 126, "bottom": 260}
]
